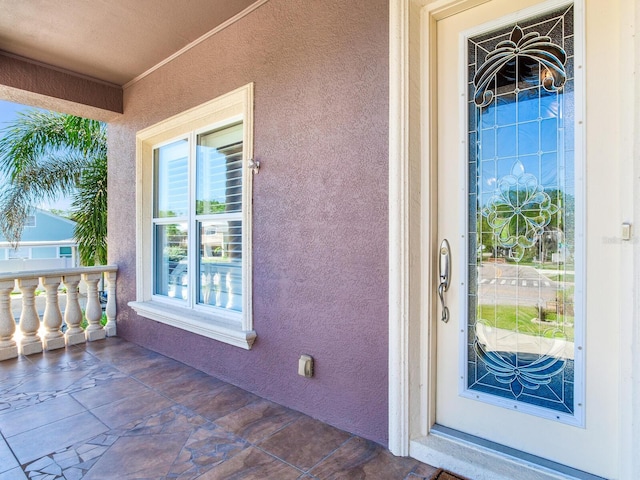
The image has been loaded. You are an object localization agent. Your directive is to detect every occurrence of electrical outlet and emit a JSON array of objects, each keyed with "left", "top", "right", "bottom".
[{"left": 298, "top": 354, "right": 314, "bottom": 378}]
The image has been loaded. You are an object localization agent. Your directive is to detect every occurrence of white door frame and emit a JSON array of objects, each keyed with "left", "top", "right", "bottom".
[{"left": 388, "top": 0, "right": 640, "bottom": 478}]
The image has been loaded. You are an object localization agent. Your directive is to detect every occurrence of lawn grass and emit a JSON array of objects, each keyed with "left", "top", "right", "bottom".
[
  {"left": 477, "top": 304, "right": 574, "bottom": 342},
  {"left": 546, "top": 273, "right": 575, "bottom": 283}
]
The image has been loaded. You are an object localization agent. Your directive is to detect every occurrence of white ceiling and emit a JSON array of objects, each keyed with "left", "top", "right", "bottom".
[{"left": 0, "top": 0, "right": 259, "bottom": 86}]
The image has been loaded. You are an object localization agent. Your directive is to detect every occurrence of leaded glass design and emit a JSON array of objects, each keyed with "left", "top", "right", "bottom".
[{"left": 466, "top": 5, "right": 578, "bottom": 417}]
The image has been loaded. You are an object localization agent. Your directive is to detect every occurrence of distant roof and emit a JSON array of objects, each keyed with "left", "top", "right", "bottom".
[{"left": 0, "top": 208, "right": 76, "bottom": 243}]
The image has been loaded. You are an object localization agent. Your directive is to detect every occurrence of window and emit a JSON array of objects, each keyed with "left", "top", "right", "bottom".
[
  {"left": 25, "top": 215, "right": 36, "bottom": 227},
  {"left": 130, "top": 84, "right": 256, "bottom": 349},
  {"left": 464, "top": 7, "right": 582, "bottom": 423},
  {"left": 8, "top": 247, "right": 29, "bottom": 259}
]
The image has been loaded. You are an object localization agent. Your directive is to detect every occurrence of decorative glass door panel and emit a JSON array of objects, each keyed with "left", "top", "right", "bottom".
[
  {"left": 465, "top": 5, "right": 581, "bottom": 423},
  {"left": 431, "top": 1, "right": 618, "bottom": 475}
]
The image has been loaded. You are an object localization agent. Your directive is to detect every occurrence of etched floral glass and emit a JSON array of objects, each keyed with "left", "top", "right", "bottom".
[{"left": 466, "top": 5, "right": 577, "bottom": 417}]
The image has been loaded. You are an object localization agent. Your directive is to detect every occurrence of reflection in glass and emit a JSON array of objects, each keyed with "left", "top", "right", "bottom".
[
  {"left": 196, "top": 122, "right": 244, "bottom": 314},
  {"left": 467, "top": 5, "right": 577, "bottom": 416},
  {"left": 198, "top": 220, "right": 242, "bottom": 312},
  {"left": 154, "top": 223, "right": 188, "bottom": 299},
  {"left": 153, "top": 139, "right": 188, "bottom": 218},
  {"left": 196, "top": 123, "right": 243, "bottom": 215}
]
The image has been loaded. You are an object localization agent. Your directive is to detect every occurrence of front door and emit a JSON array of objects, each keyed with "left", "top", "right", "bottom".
[{"left": 434, "top": 0, "right": 618, "bottom": 477}]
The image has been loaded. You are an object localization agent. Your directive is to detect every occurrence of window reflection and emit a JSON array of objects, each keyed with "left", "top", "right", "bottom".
[
  {"left": 198, "top": 220, "right": 242, "bottom": 312},
  {"left": 196, "top": 122, "right": 244, "bottom": 314},
  {"left": 467, "top": 5, "right": 576, "bottom": 415},
  {"left": 153, "top": 139, "right": 188, "bottom": 218},
  {"left": 196, "top": 123, "right": 243, "bottom": 214},
  {"left": 154, "top": 223, "right": 188, "bottom": 299}
]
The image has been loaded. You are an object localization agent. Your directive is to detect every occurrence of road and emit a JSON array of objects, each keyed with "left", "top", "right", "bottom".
[{"left": 477, "top": 263, "right": 570, "bottom": 306}]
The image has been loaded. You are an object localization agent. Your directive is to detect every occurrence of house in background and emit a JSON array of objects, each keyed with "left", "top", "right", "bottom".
[
  {"left": 0, "top": 1, "right": 638, "bottom": 479},
  {"left": 0, "top": 208, "right": 78, "bottom": 272}
]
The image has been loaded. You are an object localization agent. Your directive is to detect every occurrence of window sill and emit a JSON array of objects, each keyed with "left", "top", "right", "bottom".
[{"left": 129, "top": 301, "right": 256, "bottom": 350}]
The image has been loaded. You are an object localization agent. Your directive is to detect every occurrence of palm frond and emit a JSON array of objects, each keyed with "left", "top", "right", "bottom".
[
  {"left": 0, "top": 111, "right": 105, "bottom": 180},
  {"left": 72, "top": 154, "right": 108, "bottom": 266},
  {"left": 0, "top": 186, "right": 31, "bottom": 246},
  {"left": 0, "top": 111, "right": 108, "bottom": 263},
  {"left": 0, "top": 153, "right": 88, "bottom": 244}
]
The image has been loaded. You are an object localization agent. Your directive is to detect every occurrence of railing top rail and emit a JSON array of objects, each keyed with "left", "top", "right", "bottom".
[
  {"left": 0, "top": 240, "right": 78, "bottom": 248},
  {"left": 0, "top": 265, "right": 118, "bottom": 281}
]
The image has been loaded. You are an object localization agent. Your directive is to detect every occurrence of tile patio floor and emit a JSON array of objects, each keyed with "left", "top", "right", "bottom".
[{"left": 0, "top": 337, "right": 441, "bottom": 480}]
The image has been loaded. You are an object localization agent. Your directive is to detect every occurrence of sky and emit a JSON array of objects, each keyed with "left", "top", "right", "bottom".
[
  {"left": 0, "top": 100, "right": 27, "bottom": 124},
  {"left": 0, "top": 100, "right": 73, "bottom": 212}
]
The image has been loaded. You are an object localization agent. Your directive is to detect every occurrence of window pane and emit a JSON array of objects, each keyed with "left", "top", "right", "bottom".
[
  {"left": 9, "top": 247, "right": 29, "bottom": 259},
  {"left": 198, "top": 220, "right": 242, "bottom": 312},
  {"left": 196, "top": 123, "right": 243, "bottom": 215},
  {"left": 154, "top": 139, "right": 189, "bottom": 218},
  {"left": 468, "top": 6, "right": 576, "bottom": 417},
  {"left": 154, "top": 223, "right": 188, "bottom": 299}
]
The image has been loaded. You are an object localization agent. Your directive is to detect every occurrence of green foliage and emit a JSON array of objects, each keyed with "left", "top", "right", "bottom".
[
  {"left": 166, "top": 245, "right": 187, "bottom": 262},
  {"left": 0, "top": 111, "right": 107, "bottom": 265},
  {"left": 547, "top": 273, "right": 575, "bottom": 283},
  {"left": 49, "top": 208, "right": 72, "bottom": 219},
  {"left": 80, "top": 311, "right": 108, "bottom": 329},
  {"left": 196, "top": 199, "right": 225, "bottom": 215},
  {"left": 477, "top": 188, "right": 575, "bottom": 263},
  {"left": 72, "top": 154, "right": 107, "bottom": 265},
  {"left": 477, "top": 304, "right": 574, "bottom": 341}
]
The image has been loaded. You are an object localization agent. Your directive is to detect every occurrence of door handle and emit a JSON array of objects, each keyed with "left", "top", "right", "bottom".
[{"left": 438, "top": 239, "right": 451, "bottom": 323}]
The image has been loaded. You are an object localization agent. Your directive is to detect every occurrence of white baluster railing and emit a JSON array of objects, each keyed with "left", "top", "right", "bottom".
[
  {"left": 17, "top": 278, "right": 43, "bottom": 356},
  {"left": 0, "top": 279, "right": 17, "bottom": 361},
  {"left": 82, "top": 272, "right": 105, "bottom": 342},
  {"left": 62, "top": 274, "right": 84, "bottom": 346},
  {"left": 0, "top": 265, "right": 118, "bottom": 361},
  {"left": 104, "top": 270, "right": 117, "bottom": 337},
  {"left": 41, "top": 275, "right": 65, "bottom": 351}
]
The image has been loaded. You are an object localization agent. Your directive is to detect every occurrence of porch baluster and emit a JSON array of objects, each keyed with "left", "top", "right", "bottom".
[
  {"left": 63, "top": 275, "right": 84, "bottom": 346},
  {"left": 41, "top": 275, "right": 65, "bottom": 351},
  {"left": 0, "top": 280, "right": 18, "bottom": 361},
  {"left": 17, "top": 278, "right": 42, "bottom": 355},
  {"left": 82, "top": 273, "right": 105, "bottom": 341},
  {"left": 105, "top": 270, "right": 117, "bottom": 337}
]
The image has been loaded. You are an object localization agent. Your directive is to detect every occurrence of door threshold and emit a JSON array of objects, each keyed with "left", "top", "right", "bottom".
[{"left": 410, "top": 425, "right": 606, "bottom": 480}]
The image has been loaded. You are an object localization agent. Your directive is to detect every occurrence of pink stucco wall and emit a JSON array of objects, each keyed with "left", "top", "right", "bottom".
[
  {"left": 0, "top": 53, "right": 122, "bottom": 118},
  {"left": 108, "top": 0, "right": 389, "bottom": 444}
]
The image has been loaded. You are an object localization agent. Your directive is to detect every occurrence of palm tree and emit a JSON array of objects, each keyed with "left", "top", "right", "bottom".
[{"left": 0, "top": 110, "right": 107, "bottom": 266}]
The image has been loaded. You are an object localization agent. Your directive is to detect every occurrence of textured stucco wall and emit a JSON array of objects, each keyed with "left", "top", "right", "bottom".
[
  {"left": 108, "top": 0, "right": 389, "bottom": 444},
  {"left": 0, "top": 53, "right": 122, "bottom": 119}
]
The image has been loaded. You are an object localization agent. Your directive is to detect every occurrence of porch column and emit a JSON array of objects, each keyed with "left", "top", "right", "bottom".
[
  {"left": 17, "top": 278, "right": 42, "bottom": 355},
  {"left": 82, "top": 272, "right": 105, "bottom": 341},
  {"left": 0, "top": 279, "right": 18, "bottom": 360},
  {"left": 41, "top": 275, "right": 65, "bottom": 351},
  {"left": 63, "top": 274, "right": 84, "bottom": 345}
]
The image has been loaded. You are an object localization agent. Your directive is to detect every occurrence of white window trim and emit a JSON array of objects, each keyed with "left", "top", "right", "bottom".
[{"left": 129, "top": 83, "right": 256, "bottom": 350}]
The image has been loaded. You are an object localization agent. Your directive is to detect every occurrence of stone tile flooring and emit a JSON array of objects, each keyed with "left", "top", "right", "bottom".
[{"left": 0, "top": 337, "right": 440, "bottom": 479}]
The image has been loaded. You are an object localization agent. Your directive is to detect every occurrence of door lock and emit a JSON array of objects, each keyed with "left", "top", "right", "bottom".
[{"left": 438, "top": 239, "right": 451, "bottom": 323}]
